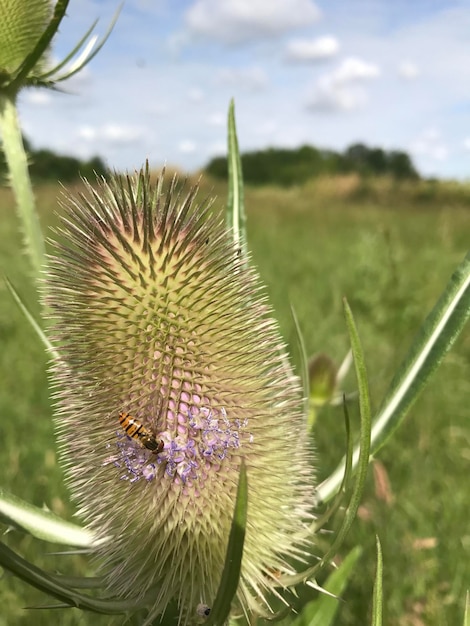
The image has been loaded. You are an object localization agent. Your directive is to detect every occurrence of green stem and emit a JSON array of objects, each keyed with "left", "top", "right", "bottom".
[{"left": 0, "top": 94, "right": 45, "bottom": 279}]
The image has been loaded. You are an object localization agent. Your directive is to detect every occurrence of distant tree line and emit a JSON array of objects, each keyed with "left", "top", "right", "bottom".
[
  {"left": 205, "top": 143, "right": 419, "bottom": 186},
  {"left": 0, "top": 136, "right": 108, "bottom": 183}
]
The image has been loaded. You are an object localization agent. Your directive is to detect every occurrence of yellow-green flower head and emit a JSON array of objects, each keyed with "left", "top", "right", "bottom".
[
  {"left": 46, "top": 167, "right": 315, "bottom": 623},
  {"left": 0, "top": 0, "right": 51, "bottom": 86},
  {"left": 0, "top": 0, "right": 116, "bottom": 96}
]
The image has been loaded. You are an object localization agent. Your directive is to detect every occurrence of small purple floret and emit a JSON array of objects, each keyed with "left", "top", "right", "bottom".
[{"left": 107, "top": 405, "right": 252, "bottom": 484}]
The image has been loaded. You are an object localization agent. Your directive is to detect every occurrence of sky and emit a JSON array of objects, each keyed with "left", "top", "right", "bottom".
[{"left": 17, "top": 0, "right": 470, "bottom": 179}]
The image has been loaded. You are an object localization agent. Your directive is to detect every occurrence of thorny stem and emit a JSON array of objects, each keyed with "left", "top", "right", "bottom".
[{"left": 0, "top": 94, "right": 45, "bottom": 280}]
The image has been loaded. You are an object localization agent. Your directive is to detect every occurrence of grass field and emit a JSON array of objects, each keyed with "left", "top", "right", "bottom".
[{"left": 0, "top": 175, "right": 469, "bottom": 625}]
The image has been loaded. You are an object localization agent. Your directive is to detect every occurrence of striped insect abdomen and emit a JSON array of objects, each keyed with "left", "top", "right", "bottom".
[{"left": 118, "top": 411, "right": 164, "bottom": 453}]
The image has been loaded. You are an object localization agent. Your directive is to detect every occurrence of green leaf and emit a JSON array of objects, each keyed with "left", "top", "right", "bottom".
[
  {"left": 311, "top": 301, "right": 371, "bottom": 567},
  {"left": 0, "top": 488, "right": 94, "bottom": 547},
  {"left": 282, "top": 302, "right": 372, "bottom": 587},
  {"left": 318, "top": 252, "right": 470, "bottom": 502},
  {"left": 205, "top": 461, "right": 248, "bottom": 626},
  {"left": 290, "top": 304, "right": 310, "bottom": 420},
  {"left": 336, "top": 349, "right": 353, "bottom": 388},
  {"left": 5, "top": 277, "right": 60, "bottom": 360},
  {"left": 371, "top": 536, "right": 383, "bottom": 626},
  {"left": 464, "top": 590, "right": 470, "bottom": 626},
  {"left": 291, "top": 546, "right": 362, "bottom": 626},
  {"left": 226, "top": 99, "right": 247, "bottom": 261},
  {"left": 0, "top": 541, "right": 138, "bottom": 614},
  {"left": 47, "top": 576, "right": 104, "bottom": 589},
  {"left": 312, "top": 396, "right": 352, "bottom": 534}
]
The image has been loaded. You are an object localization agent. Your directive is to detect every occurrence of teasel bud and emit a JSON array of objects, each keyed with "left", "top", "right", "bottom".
[
  {"left": 45, "top": 167, "right": 315, "bottom": 623},
  {"left": 0, "top": 0, "right": 116, "bottom": 97},
  {"left": 0, "top": 0, "right": 51, "bottom": 91}
]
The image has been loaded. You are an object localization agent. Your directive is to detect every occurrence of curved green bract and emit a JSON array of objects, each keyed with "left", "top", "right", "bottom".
[
  {"left": 50, "top": 4, "right": 122, "bottom": 84},
  {"left": 0, "top": 488, "right": 94, "bottom": 547},
  {"left": 37, "top": 18, "right": 100, "bottom": 80}
]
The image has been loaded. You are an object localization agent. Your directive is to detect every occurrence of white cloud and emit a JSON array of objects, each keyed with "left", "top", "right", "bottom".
[
  {"left": 188, "top": 87, "right": 204, "bottom": 102},
  {"left": 207, "top": 113, "right": 225, "bottom": 127},
  {"left": 23, "top": 91, "right": 53, "bottom": 106},
  {"left": 78, "top": 125, "right": 96, "bottom": 141},
  {"left": 398, "top": 61, "right": 420, "bottom": 79},
  {"left": 332, "top": 57, "right": 380, "bottom": 83},
  {"left": 178, "top": 140, "right": 197, "bottom": 154},
  {"left": 254, "top": 119, "right": 279, "bottom": 136},
  {"left": 206, "top": 140, "right": 226, "bottom": 157},
  {"left": 410, "top": 128, "right": 448, "bottom": 161},
  {"left": 185, "top": 0, "right": 321, "bottom": 45},
  {"left": 77, "top": 124, "right": 145, "bottom": 145},
  {"left": 17, "top": 0, "right": 470, "bottom": 180},
  {"left": 306, "top": 56, "right": 380, "bottom": 112},
  {"left": 306, "top": 81, "right": 368, "bottom": 112},
  {"left": 285, "top": 36, "right": 339, "bottom": 62},
  {"left": 216, "top": 66, "right": 268, "bottom": 91}
]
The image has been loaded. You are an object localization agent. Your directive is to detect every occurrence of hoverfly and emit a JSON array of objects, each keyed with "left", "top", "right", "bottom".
[{"left": 118, "top": 411, "right": 164, "bottom": 454}]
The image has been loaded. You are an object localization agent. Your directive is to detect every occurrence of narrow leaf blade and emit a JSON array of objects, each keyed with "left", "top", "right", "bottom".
[
  {"left": 371, "top": 536, "right": 383, "bottom": 626},
  {"left": 0, "top": 488, "right": 94, "bottom": 547},
  {"left": 290, "top": 304, "right": 310, "bottom": 420},
  {"left": 226, "top": 99, "right": 247, "bottom": 260},
  {"left": 291, "top": 547, "right": 362, "bottom": 626},
  {"left": 5, "top": 277, "right": 60, "bottom": 360},
  {"left": 318, "top": 252, "right": 470, "bottom": 502},
  {"left": 0, "top": 542, "right": 137, "bottom": 614},
  {"left": 206, "top": 461, "right": 247, "bottom": 626},
  {"left": 314, "top": 301, "right": 371, "bottom": 565},
  {"left": 284, "top": 302, "right": 372, "bottom": 587},
  {"left": 54, "top": 5, "right": 122, "bottom": 83},
  {"left": 37, "top": 19, "right": 100, "bottom": 79}
]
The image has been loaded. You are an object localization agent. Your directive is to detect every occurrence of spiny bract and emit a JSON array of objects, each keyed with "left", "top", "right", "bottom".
[
  {"left": 0, "top": 0, "right": 51, "bottom": 90},
  {"left": 46, "top": 167, "right": 315, "bottom": 623}
]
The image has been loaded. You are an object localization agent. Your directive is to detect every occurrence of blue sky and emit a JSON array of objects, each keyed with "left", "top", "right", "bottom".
[{"left": 18, "top": 0, "right": 470, "bottom": 179}]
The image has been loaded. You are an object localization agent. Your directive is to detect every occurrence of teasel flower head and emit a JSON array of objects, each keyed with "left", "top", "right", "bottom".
[
  {"left": 45, "top": 166, "right": 316, "bottom": 623},
  {"left": 0, "top": 0, "right": 116, "bottom": 98}
]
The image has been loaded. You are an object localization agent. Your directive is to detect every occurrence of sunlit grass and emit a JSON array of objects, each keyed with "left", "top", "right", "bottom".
[{"left": 0, "top": 176, "right": 469, "bottom": 625}]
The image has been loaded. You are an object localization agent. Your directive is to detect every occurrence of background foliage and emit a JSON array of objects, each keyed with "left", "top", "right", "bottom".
[
  {"left": 0, "top": 173, "right": 468, "bottom": 625},
  {"left": 205, "top": 143, "right": 419, "bottom": 186},
  {"left": 0, "top": 135, "right": 107, "bottom": 183}
]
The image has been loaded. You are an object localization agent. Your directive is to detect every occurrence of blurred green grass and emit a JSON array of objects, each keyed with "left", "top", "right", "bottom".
[{"left": 0, "top": 176, "right": 469, "bottom": 626}]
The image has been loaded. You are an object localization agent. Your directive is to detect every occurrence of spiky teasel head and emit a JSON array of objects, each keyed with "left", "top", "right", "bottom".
[
  {"left": 0, "top": 0, "right": 51, "bottom": 89},
  {"left": 0, "top": 0, "right": 116, "bottom": 97},
  {"left": 45, "top": 166, "right": 315, "bottom": 623}
]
